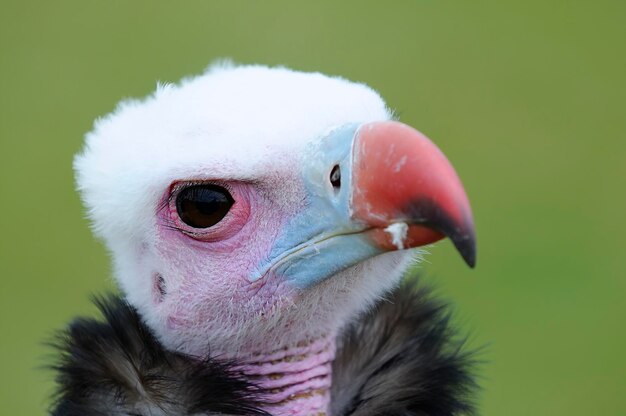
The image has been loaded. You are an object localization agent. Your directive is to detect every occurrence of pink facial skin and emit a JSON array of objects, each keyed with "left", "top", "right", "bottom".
[
  {"left": 151, "top": 178, "right": 306, "bottom": 355},
  {"left": 149, "top": 176, "right": 345, "bottom": 415}
]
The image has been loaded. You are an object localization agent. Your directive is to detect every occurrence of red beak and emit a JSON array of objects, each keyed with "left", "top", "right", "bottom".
[{"left": 351, "top": 121, "right": 476, "bottom": 267}]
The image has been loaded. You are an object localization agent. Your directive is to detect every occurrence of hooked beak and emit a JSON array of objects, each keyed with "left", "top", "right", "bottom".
[
  {"left": 350, "top": 121, "right": 476, "bottom": 267},
  {"left": 252, "top": 121, "right": 476, "bottom": 287}
]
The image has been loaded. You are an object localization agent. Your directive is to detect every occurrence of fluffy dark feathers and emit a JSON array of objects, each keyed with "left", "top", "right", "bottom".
[
  {"left": 50, "top": 295, "right": 269, "bottom": 416},
  {"left": 50, "top": 282, "right": 477, "bottom": 415},
  {"left": 330, "top": 283, "right": 477, "bottom": 415}
]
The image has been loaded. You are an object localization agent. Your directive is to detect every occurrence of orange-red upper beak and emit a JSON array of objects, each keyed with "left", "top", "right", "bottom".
[{"left": 351, "top": 121, "right": 476, "bottom": 267}]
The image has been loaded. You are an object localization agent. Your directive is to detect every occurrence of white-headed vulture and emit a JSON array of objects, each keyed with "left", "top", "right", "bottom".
[{"left": 51, "top": 64, "right": 478, "bottom": 416}]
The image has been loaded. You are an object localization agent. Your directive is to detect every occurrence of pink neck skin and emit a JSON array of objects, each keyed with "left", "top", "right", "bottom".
[{"left": 232, "top": 336, "right": 336, "bottom": 416}]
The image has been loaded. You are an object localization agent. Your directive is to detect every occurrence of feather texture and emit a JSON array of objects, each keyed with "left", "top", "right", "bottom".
[
  {"left": 50, "top": 279, "right": 477, "bottom": 415},
  {"left": 49, "top": 295, "right": 270, "bottom": 416},
  {"left": 331, "top": 282, "right": 477, "bottom": 415}
]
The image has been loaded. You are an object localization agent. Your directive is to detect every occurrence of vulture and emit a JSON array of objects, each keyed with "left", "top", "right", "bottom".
[{"left": 51, "top": 64, "right": 478, "bottom": 416}]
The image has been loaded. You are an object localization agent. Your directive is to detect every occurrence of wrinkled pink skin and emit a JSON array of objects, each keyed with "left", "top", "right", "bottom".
[{"left": 236, "top": 337, "right": 335, "bottom": 415}]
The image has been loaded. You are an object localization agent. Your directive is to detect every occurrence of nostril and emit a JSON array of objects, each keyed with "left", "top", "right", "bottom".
[
  {"left": 153, "top": 273, "right": 166, "bottom": 303},
  {"left": 330, "top": 164, "right": 341, "bottom": 190}
]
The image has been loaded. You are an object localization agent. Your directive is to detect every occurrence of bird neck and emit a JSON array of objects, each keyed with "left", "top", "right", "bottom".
[{"left": 234, "top": 335, "right": 336, "bottom": 416}]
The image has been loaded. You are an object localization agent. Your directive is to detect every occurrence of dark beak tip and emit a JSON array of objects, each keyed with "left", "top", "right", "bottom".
[
  {"left": 454, "top": 234, "right": 476, "bottom": 269},
  {"left": 465, "top": 253, "right": 476, "bottom": 269}
]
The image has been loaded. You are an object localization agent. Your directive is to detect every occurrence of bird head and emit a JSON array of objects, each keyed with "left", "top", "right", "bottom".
[{"left": 75, "top": 64, "right": 475, "bottom": 358}]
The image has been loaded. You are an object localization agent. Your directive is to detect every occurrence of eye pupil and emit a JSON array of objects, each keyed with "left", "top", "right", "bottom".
[{"left": 176, "top": 185, "right": 234, "bottom": 229}]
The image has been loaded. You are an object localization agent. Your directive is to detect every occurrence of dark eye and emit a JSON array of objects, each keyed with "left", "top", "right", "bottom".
[{"left": 176, "top": 184, "right": 234, "bottom": 228}]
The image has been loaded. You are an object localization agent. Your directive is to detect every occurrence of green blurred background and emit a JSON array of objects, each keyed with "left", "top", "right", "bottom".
[{"left": 1, "top": 1, "right": 625, "bottom": 414}]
